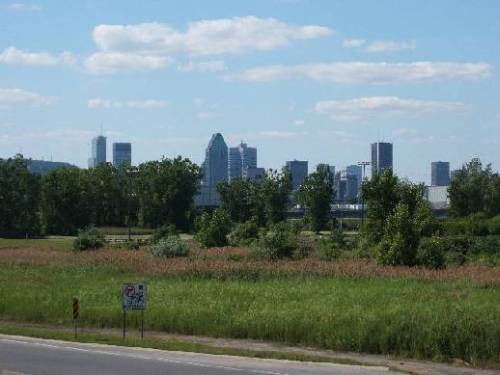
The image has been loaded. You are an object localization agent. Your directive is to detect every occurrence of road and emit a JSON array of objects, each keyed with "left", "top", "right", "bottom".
[{"left": 0, "top": 334, "right": 402, "bottom": 375}]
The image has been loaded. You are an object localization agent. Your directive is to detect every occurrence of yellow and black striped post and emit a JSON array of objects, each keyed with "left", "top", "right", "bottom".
[{"left": 72, "top": 298, "right": 79, "bottom": 338}]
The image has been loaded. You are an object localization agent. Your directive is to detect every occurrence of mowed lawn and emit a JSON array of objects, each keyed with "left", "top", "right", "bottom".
[{"left": 0, "top": 238, "right": 499, "bottom": 366}]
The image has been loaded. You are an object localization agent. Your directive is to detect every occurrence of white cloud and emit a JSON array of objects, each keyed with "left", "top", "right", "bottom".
[
  {"left": 84, "top": 52, "right": 171, "bottom": 74},
  {"left": 87, "top": 98, "right": 168, "bottom": 109},
  {"left": 293, "top": 119, "right": 305, "bottom": 126},
  {"left": 343, "top": 39, "right": 366, "bottom": 48},
  {"left": 9, "top": 3, "right": 41, "bottom": 11},
  {"left": 0, "top": 88, "right": 52, "bottom": 106},
  {"left": 178, "top": 60, "right": 225, "bottom": 73},
  {"left": 226, "top": 61, "right": 492, "bottom": 84},
  {"left": 92, "top": 17, "right": 333, "bottom": 56},
  {"left": 313, "top": 96, "right": 466, "bottom": 121},
  {"left": 366, "top": 40, "right": 416, "bottom": 53},
  {"left": 258, "top": 130, "right": 298, "bottom": 139},
  {"left": 0, "top": 46, "right": 75, "bottom": 66}
]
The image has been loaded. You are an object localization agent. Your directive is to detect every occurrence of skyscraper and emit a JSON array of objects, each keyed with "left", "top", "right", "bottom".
[
  {"left": 197, "top": 133, "right": 228, "bottom": 206},
  {"left": 431, "top": 161, "right": 450, "bottom": 186},
  {"left": 286, "top": 160, "right": 308, "bottom": 191},
  {"left": 346, "top": 164, "right": 362, "bottom": 194},
  {"left": 112, "top": 142, "right": 132, "bottom": 166},
  {"left": 371, "top": 142, "right": 393, "bottom": 177},
  {"left": 88, "top": 135, "right": 106, "bottom": 168},
  {"left": 228, "top": 142, "right": 257, "bottom": 180}
]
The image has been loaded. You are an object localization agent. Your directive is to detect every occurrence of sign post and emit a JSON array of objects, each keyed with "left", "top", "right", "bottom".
[
  {"left": 121, "top": 283, "right": 147, "bottom": 340},
  {"left": 72, "top": 297, "right": 79, "bottom": 339}
]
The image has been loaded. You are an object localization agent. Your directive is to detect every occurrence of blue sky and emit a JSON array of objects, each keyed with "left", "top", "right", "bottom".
[{"left": 0, "top": 0, "right": 499, "bottom": 183}]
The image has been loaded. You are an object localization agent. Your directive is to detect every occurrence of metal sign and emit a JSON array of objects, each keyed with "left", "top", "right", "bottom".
[
  {"left": 72, "top": 298, "right": 79, "bottom": 319},
  {"left": 122, "top": 283, "right": 147, "bottom": 311}
]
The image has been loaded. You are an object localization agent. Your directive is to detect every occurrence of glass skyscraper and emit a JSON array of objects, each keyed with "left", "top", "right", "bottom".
[
  {"left": 431, "top": 161, "right": 450, "bottom": 186},
  {"left": 228, "top": 142, "right": 257, "bottom": 180},
  {"left": 112, "top": 142, "right": 132, "bottom": 167},
  {"left": 197, "top": 133, "right": 228, "bottom": 206},
  {"left": 371, "top": 142, "right": 393, "bottom": 177},
  {"left": 88, "top": 135, "right": 106, "bottom": 168}
]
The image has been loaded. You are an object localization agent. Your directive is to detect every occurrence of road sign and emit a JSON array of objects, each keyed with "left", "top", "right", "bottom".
[
  {"left": 122, "top": 283, "right": 147, "bottom": 311},
  {"left": 72, "top": 298, "right": 79, "bottom": 319}
]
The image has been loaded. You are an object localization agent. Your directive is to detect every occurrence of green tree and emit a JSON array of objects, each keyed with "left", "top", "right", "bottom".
[
  {"left": 40, "top": 168, "right": 91, "bottom": 235},
  {"left": 217, "top": 178, "right": 255, "bottom": 223},
  {"left": 194, "top": 208, "right": 231, "bottom": 247},
  {"left": 135, "top": 157, "right": 200, "bottom": 230},
  {"left": 0, "top": 155, "right": 41, "bottom": 238},
  {"left": 297, "top": 165, "right": 334, "bottom": 232},
  {"left": 260, "top": 169, "right": 292, "bottom": 225}
]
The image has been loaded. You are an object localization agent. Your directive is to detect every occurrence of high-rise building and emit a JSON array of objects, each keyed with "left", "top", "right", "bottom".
[
  {"left": 346, "top": 164, "right": 362, "bottom": 194},
  {"left": 335, "top": 168, "right": 360, "bottom": 202},
  {"left": 371, "top": 142, "right": 393, "bottom": 177},
  {"left": 243, "top": 167, "right": 265, "bottom": 181},
  {"left": 88, "top": 135, "right": 106, "bottom": 168},
  {"left": 431, "top": 161, "right": 450, "bottom": 186},
  {"left": 286, "top": 160, "right": 308, "bottom": 191},
  {"left": 112, "top": 142, "right": 132, "bottom": 167},
  {"left": 197, "top": 133, "right": 228, "bottom": 206},
  {"left": 228, "top": 142, "right": 257, "bottom": 180}
]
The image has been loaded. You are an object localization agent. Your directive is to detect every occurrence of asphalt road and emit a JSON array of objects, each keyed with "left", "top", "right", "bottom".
[{"left": 0, "top": 335, "right": 402, "bottom": 375}]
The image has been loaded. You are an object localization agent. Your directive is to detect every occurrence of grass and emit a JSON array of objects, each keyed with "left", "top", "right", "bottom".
[{"left": 0, "top": 262, "right": 498, "bottom": 367}]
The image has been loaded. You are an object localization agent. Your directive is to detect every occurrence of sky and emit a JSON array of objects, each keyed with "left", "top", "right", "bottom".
[{"left": 0, "top": 0, "right": 499, "bottom": 184}]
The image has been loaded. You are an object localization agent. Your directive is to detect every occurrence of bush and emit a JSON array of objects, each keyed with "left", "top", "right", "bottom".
[
  {"left": 194, "top": 209, "right": 231, "bottom": 247},
  {"left": 416, "top": 237, "right": 446, "bottom": 269},
  {"left": 228, "top": 220, "right": 259, "bottom": 246},
  {"left": 292, "top": 235, "right": 314, "bottom": 260},
  {"left": 487, "top": 215, "right": 500, "bottom": 235},
  {"left": 73, "top": 227, "right": 105, "bottom": 251},
  {"left": 150, "top": 235, "right": 189, "bottom": 258},
  {"left": 251, "top": 222, "right": 297, "bottom": 260},
  {"left": 152, "top": 224, "right": 178, "bottom": 243},
  {"left": 316, "top": 238, "right": 341, "bottom": 261}
]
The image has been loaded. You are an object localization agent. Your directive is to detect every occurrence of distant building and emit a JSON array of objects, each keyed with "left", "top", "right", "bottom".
[
  {"left": 196, "top": 133, "right": 228, "bottom": 206},
  {"left": 88, "top": 135, "right": 106, "bottom": 168},
  {"left": 431, "top": 161, "right": 450, "bottom": 186},
  {"left": 228, "top": 142, "right": 257, "bottom": 180},
  {"left": 112, "top": 143, "right": 132, "bottom": 167},
  {"left": 243, "top": 167, "right": 265, "bottom": 181},
  {"left": 424, "top": 186, "right": 449, "bottom": 209},
  {"left": 346, "top": 164, "right": 362, "bottom": 194},
  {"left": 335, "top": 168, "right": 360, "bottom": 203},
  {"left": 335, "top": 172, "right": 347, "bottom": 202},
  {"left": 317, "top": 163, "right": 335, "bottom": 178},
  {"left": 371, "top": 142, "right": 393, "bottom": 177},
  {"left": 286, "top": 160, "right": 308, "bottom": 191},
  {"left": 27, "top": 160, "right": 77, "bottom": 175}
]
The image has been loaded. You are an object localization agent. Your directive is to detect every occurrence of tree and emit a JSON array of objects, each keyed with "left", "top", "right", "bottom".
[
  {"left": 217, "top": 179, "right": 255, "bottom": 223},
  {"left": 40, "top": 168, "right": 91, "bottom": 235},
  {"left": 135, "top": 157, "right": 200, "bottom": 230},
  {"left": 260, "top": 169, "right": 292, "bottom": 225},
  {"left": 194, "top": 208, "right": 231, "bottom": 247},
  {"left": 0, "top": 155, "right": 41, "bottom": 238},
  {"left": 448, "top": 158, "right": 500, "bottom": 217},
  {"left": 297, "top": 165, "right": 334, "bottom": 232}
]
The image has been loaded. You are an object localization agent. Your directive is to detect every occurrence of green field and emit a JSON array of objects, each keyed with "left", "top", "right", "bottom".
[{"left": 0, "top": 256, "right": 499, "bottom": 367}]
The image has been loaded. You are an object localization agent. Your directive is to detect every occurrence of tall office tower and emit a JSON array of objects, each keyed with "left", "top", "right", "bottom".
[
  {"left": 371, "top": 142, "right": 393, "bottom": 177},
  {"left": 335, "top": 171, "right": 347, "bottom": 202},
  {"left": 431, "top": 161, "right": 450, "bottom": 186},
  {"left": 228, "top": 142, "right": 257, "bottom": 180},
  {"left": 197, "top": 133, "right": 228, "bottom": 206},
  {"left": 346, "top": 164, "right": 362, "bottom": 195},
  {"left": 112, "top": 142, "right": 132, "bottom": 166},
  {"left": 88, "top": 135, "right": 106, "bottom": 168},
  {"left": 286, "top": 160, "right": 308, "bottom": 191}
]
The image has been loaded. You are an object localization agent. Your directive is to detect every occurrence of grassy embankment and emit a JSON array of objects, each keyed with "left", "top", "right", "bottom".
[{"left": 0, "top": 238, "right": 499, "bottom": 367}]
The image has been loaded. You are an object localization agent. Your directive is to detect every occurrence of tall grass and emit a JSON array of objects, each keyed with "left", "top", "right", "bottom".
[{"left": 0, "top": 264, "right": 498, "bottom": 366}]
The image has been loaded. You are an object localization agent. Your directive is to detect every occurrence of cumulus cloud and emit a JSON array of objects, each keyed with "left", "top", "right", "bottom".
[
  {"left": 0, "top": 88, "right": 52, "bottom": 106},
  {"left": 178, "top": 60, "right": 225, "bottom": 73},
  {"left": 9, "top": 3, "right": 41, "bottom": 11},
  {"left": 366, "top": 40, "right": 416, "bottom": 53},
  {"left": 92, "top": 17, "right": 333, "bottom": 56},
  {"left": 226, "top": 61, "right": 492, "bottom": 84},
  {"left": 343, "top": 39, "right": 366, "bottom": 48},
  {"left": 83, "top": 52, "right": 171, "bottom": 74},
  {"left": 0, "top": 47, "right": 75, "bottom": 66},
  {"left": 87, "top": 98, "right": 168, "bottom": 109},
  {"left": 313, "top": 96, "right": 467, "bottom": 121}
]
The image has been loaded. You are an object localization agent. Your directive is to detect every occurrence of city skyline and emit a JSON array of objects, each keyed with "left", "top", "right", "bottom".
[{"left": 1, "top": 1, "right": 499, "bottom": 184}]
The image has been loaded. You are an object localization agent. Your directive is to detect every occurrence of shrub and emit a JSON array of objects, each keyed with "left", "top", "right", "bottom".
[
  {"left": 150, "top": 235, "right": 189, "bottom": 258},
  {"left": 228, "top": 220, "right": 259, "bottom": 246},
  {"left": 416, "top": 237, "right": 446, "bottom": 269},
  {"left": 151, "top": 224, "right": 178, "bottom": 243},
  {"left": 292, "top": 235, "right": 314, "bottom": 260},
  {"left": 251, "top": 222, "right": 297, "bottom": 260},
  {"left": 194, "top": 209, "right": 231, "bottom": 247},
  {"left": 73, "top": 227, "right": 105, "bottom": 251},
  {"left": 487, "top": 215, "right": 500, "bottom": 235},
  {"left": 316, "top": 238, "right": 341, "bottom": 261},
  {"left": 289, "top": 219, "right": 305, "bottom": 235}
]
